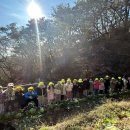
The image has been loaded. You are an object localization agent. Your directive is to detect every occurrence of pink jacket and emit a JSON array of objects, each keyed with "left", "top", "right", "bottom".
[
  {"left": 93, "top": 81, "right": 100, "bottom": 89},
  {"left": 99, "top": 82, "right": 104, "bottom": 90}
]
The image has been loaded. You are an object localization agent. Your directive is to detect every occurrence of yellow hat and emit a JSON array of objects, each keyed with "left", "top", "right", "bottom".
[
  {"left": 58, "top": 81, "right": 62, "bottom": 84},
  {"left": 111, "top": 77, "right": 115, "bottom": 80},
  {"left": 100, "top": 78, "right": 103, "bottom": 81},
  {"left": 61, "top": 79, "right": 65, "bottom": 84},
  {"left": 28, "top": 86, "right": 34, "bottom": 91},
  {"left": 15, "top": 86, "right": 24, "bottom": 91},
  {"left": 78, "top": 79, "right": 83, "bottom": 83},
  {"left": 95, "top": 78, "right": 98, "bottom": 81},
  {"left": 73, "top": 79, "right": 77, "bottom": 82},
  {"left": 48, "top": 82, "right": 54, "bottom": 86},
  {"left": 118, "top": 77, "right": 122, "bottom": 80},
  {"left": 67, "top": 78, "right": 71, "bottom": 82},
  {"left": 38, "top": 82, "right": 44, "bottom": 87}
]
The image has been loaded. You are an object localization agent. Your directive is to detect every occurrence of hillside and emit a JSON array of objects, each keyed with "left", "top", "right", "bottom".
[
  {"left": 40, "top": 98, "right": 130, "bottom": 130},
  {"left": 1, "top": 93, "right": 130, "bottom": 130}
]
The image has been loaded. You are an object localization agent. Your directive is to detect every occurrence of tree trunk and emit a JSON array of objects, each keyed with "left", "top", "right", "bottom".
[{"left": 124, "top": 0, "right": 129, "bottom": 31}]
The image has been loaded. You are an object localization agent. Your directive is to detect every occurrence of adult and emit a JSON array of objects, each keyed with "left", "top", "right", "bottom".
[
  {"left": 0, "top": 86, "right": 5, "bottom": 114},
  {"left": 4, "top": 83, "right": 16, "bottom": 112}
]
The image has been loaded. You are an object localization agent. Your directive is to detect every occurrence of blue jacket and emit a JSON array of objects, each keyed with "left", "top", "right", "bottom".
[{"left": 24, "top": 91, "right": 37, "bottom": 99}]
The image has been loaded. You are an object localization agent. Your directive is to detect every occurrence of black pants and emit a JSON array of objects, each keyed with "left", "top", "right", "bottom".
[
  {"left": 23, "top": 98, "right": 38, "bottom": 108},
  {"left": 79, "top": 89, "right": 83, "bottom": 98},
  {"left": 105, "top": 88, "right": 109, "bottom": 97},
  {"left": 99, "top": 90, "right": 104, "bottom": 94},
  {"left": 73, "top": 91, "right": 77, "bottom": 98},
  {"left": 61, "top": 95, "right": 64, "bottom": 100}
]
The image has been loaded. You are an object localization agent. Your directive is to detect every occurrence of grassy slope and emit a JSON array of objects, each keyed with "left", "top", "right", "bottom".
[
  {"left": 1, "top": 93, "right": 130, "bottom": 130},
  {"left": 40, "top": 95, "right": 130, "bottom": 130}
]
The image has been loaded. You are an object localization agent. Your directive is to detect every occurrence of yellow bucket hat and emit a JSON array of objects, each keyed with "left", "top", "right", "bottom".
[
  {"left": 15, "top": 86, "right": 24, "bottom": 91},
  {"left": 73, "top": 79, "right": 77, "bottom": 82},
  {"left": 95, "top": 78, "right": 99, "bottom": 81},
  {"left": 67, "top": 78, "right": 71, "bottom": 82},
  {"left": 61, "top": 79, "right": 65, "bottom": 84},
  {"left": 78, "top": 79, "right": 83, "bottom": 83},
  {"left": 28, "top": 86, "right": 34, "bottom": 91},
  {"left": 48, "top": 82, "right": 54, "bottom": 86},
  {"left": 38, "top": 82, "right": 44, "bottom": 87}
]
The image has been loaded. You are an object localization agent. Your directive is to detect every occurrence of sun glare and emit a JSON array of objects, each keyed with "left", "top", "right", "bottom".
[{"left": 27, "top": 0, "right": 43, "bottom": 19}]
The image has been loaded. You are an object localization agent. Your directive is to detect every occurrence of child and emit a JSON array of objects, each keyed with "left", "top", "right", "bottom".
[
  {"left": 54, "top": 81, "right": 61, "bottom": 102},
  {"left": 104, "top": 75, "right": 110, "bottom": 96},
  {"left": 24, "top": 87, "right": 38, "bottom": 107},
  {"left": 122, "top": 77, "right": 128, "bottom": 91},
  {"left": 110, "top": 77, "right": 117, "bottom": 94},
  {"left": 93, "top": 78, "right": 100, "bottom": 96},
  {"left": 78, "top": 79, "right": 84, "bottom": 98},
  {"left": 0, "top": 86, "right": 5, "bottom": 114},
  {"left": 83, "top": 78, "right": 90, "bottom": 96},
  {"left": 60, "top": 79, "right": 66, "bottom": 100},
  {"left": 72, "top": 79, "right": 78, "bottom": 98},
  {"left": 15, "top": 86, "right": 25, "bottom": 109},
  {"left": 47, "top": 82, "right": 55, "bottom": 104},
  {"left": 99, "top": 78, "right": 104, "bottom": 94},
  {"left": 127, "top": 77, "right": 130, "bottom": 90},
  {"left": 89, "top": 79, "right": 94, "bottom": 95},
  {"left": 115, "top": 77, "right": 124, "bottom": 93},
  {"left": 36, "top": 82, "right": 47, "bottom": 106},
  {"left": 65, "top": 78, "right": 73, "bottom": 100}
]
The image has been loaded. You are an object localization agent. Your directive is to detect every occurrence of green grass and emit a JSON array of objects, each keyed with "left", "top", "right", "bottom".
[
  {"left": 40, "top": 100, "right": 130, "bottom": 130},
  {"left": 1, "top": 92, "right": 130, "bottom": 130}
]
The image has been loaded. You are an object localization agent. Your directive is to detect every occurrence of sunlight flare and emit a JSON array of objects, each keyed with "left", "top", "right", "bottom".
[{"left": 27, "top": 0, "right": 43, "bottom": 19}]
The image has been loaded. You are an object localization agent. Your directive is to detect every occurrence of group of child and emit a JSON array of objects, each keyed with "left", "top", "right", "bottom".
[{"left": 0, "top": 75, "right": 130, "bottom": 114}]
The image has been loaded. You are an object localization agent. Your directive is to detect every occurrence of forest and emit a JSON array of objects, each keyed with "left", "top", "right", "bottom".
[{"left": 0, "top": 0, "right": 130, "bottom": 85}]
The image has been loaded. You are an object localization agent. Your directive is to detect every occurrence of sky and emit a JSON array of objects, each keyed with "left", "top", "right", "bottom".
[{"left": 0, "top": 0, "right": 76, "bottom": 26}]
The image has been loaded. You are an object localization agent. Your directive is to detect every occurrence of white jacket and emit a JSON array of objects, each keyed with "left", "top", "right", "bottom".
[
  {"left": 61, "top": 84, "right": 66, "bottom": 95},
  {"left": 65, "top": 83, "right": 73, "bottom": 92},
  {"left": 54, "top": 84, "right": 61, "bottom": 95}
]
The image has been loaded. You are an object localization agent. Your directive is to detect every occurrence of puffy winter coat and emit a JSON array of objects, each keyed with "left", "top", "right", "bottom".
[
  {"left": 24, "top": 91, "right": 37, "bottom": 100},
  {"left": 65, "top": 83, "right": 73, "bottom": 92},
  {"left": 54, "top": 84, "right": 62, "bottom": 94},
  {"left": 83, "top": 79, "right": 90, "bottom": 90},
  {"left": 104, "top": 79, "right": 110, "bottom": 90},
  {"left": 99, "top": 82, "right": 105, "bottom": 90},
  {"left": 36, "top": 86, "right": 46, "bottom": 96},
  {"left": 93, "top": 81, "right": 100, "bottom": 90}
]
